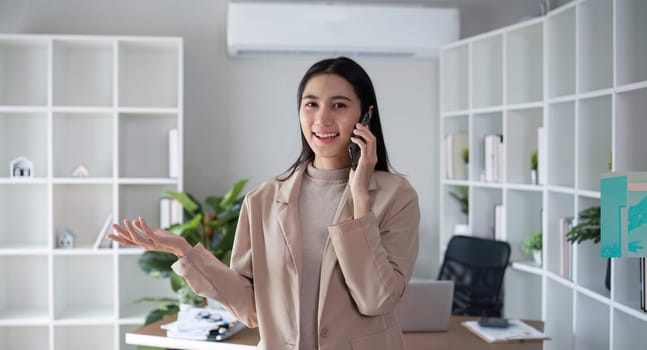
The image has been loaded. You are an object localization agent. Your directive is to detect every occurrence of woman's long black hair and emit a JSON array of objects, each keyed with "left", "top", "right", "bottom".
[{"left": 279, "top": 56, "right": 393, "bottom": 180}]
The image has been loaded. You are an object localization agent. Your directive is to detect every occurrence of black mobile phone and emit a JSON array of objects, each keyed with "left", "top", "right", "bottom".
[
  {"left": 478, "top": 317, "right": 510, "bottom": 328},
  {"left": 348, "top": 110, "right": 371, "bottom": 170}
]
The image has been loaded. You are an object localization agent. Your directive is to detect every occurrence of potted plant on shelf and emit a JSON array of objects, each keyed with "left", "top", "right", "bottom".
[
  {"left": 137, "top": 178, "right": 248, "bottom": 325},
  {"left": 522, "top": 231, "right": 542, "bottom": 266},
  {"left": 462, "top": 148, "right": 469, "bottom": 180},
  {"left": 565, "top": 206, "right": 609, "bottom": 290},
  {"left": 449, "top": 185, "right": 470, "bottom": 235},
  {"left": 530, "top": 150, "right": 538, "bottom": 185}
]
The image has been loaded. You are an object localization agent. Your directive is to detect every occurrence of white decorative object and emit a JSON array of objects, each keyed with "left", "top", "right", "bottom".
[
  {"left": 93, "top": 214, "right": 114, "bottom": 249},
  {"left": 72, "top": 164, "right": 89, "bottom": 177},
  {"left": 454, "top": 224, "right": 471, "bottom": 235},
  {"left": 10, "top": 156, "right": 33, "bottom": 178},
  {"left": 169, "top": 128, "right": 178, "bottom": 178},
  {"left": 57, "top": 229, "right": 76, "bottom": 249}
]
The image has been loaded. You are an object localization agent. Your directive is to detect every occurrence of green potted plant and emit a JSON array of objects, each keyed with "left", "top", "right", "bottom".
[
  {"left": 462, "top": 148, "right": 469, "bottom": 180},
  {"left": 449, "top": 185, "right": 470, "bottom": 234},
  {"left": 565, "top": 206, "right": 609, "bottom": 290},
  {"left": 522, "top": 231, "right": 542, "bottom": 265},
  {"left": 137, "top": 178, "right": 248, "bottom": 325},
  {"left": 530, "top": 150, "right": 538, "bottom": 185}
]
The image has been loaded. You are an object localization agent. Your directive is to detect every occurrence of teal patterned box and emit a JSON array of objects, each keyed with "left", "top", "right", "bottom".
[{"left": 601, "top": 172, "right": 647, "bottom": 258}]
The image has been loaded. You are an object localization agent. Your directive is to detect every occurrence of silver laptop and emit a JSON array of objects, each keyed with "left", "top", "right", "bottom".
[{"left": 395, "top": 279, "right": 454, "bottom": 332}]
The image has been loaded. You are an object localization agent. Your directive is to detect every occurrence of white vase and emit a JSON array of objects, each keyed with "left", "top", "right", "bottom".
[
  {"left": 530, "top": 169, "right": 538, "bottom": 185},
  {"left": 532, "top": 250, "right": 542, "bottom": 266},
  {"left": 454, "top": 224, "right": 471, "bottom": 235}
]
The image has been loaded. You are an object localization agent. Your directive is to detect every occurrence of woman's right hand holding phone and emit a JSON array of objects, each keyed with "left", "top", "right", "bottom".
[{"left": 108, "top": 217, "right": 193, "bottom": 258}]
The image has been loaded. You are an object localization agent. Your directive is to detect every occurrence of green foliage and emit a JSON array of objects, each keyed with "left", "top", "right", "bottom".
[
  {"left": 530, "top": 150, "right": 538, "bottom": 171},
  {"left": 522, "top": 231, "right": 542, "bottom": 254},
  {"left": 566, "top": 206, "right": 601, "bottom": 244},
  {"left": 137, "top": 178, "right": 248, "bottom": 325},
  {"left": 462, "top": 148, "right": 469, "bottom": 164},
  {"left": 449, "top": 186, "right": 469, "bottom": 216}
]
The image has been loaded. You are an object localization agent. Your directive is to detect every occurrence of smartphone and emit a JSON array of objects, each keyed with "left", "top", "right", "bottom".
[
  {"left": 348, "top": 110, "right": 371, "bottom": 170},
  {"left": 478, "top": 317, "right": 510, "bottom": 328}
]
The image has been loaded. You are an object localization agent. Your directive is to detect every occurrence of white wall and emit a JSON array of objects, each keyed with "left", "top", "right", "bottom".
[{"left": 0, "top": 0, "right": 539, "bottom": 278}]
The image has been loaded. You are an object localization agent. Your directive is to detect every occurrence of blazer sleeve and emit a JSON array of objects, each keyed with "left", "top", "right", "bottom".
[
  {"left": 171, "top": 196, "right": 258, "bottom": 327},
  {"left": 328, "top": 179, "right": 419, "bottom": 316}
]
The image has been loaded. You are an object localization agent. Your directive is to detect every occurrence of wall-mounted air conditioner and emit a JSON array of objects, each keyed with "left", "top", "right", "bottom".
[{"left": 227, "top": 2, "right": 459, "bottom": 58}]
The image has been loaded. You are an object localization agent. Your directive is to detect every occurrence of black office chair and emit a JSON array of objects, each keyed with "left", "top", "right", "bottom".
[{"left": 437, "top": 235, "right": 511, "bottom": 317}]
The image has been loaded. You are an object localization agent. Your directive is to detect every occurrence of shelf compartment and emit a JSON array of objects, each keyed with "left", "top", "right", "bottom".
[
  {"left": 54, "top": 325, "right": 114, "bottom": 350},
  {"left": 505, "top": 22, "right": 543, "bottom": 105},
  {"left": 118, "top": 40, "right": 179, "bottom": 108},
  {"left": 52, "top": 39, "right": 114, "bottom": 107},
  {"left": 119, "top": 113, "right": 177, "bottom": 178},
  {"left": 53, "top": 255, "right": 114, "bottom": 321},
  {"left": 546, "top": 191, "right": 575, "bottom": 278},
  {"left": 120, "top": 325, "right": 138, "bottom": 349},
  {"left": 441, "top": 44, "right": 469, "bottom": 112},
  {"left": 0, "top": 184, "right": 48, "bottom": 250},
  {"left": 441, "top": 185, "right": 469, "bottom": 248},
  {"left": 612, "top": 257, "right": 644, "bottom": 312},
  {"left": 578, "top": 0, "right": 613, "bottom": 93},
  {"left": 0, "top": 255, "right": 49, "bottom": 324},
  {"left": 575, "top": 198, "right": 609, "bottom": 299},
  {"left": 0, "top": 38, "right": 48, "bottom": 106},
  {"left": 471, "top": 34, "right": 503, "bottom": 108},
  {"left": 612, "top": 308, "right": 647, "bottom": 350},
  {"left": 506, "top": 189, "right": 542, "bottom": 263},
  {"left": 547, "top": 5, "right": 575, "bottom": 98},
  {"left": 53, "top": 184, "right": 113, "bottom": 249},
  {"left": 471, "top": 187, "right": 502, "bottom": 239},
  {"left": 0, "top": 112, "right": 48, "bottom": 178},
  {"left": 506, "top": 107, "right": 543, "bottom": 185},
  {"left": 0, "top": 326, "right": 49, "bottom": 350},
  {"left": 616, "top": 0, "right": 647, "bottom": 86},
  {"left": 472, "top": 112, "right": 503, "bottom": 181},
  {"left": 614, "top": 87, "right": 647, "bottom": 171},
  {"left": 118, "top": 184, "right": 177, "bottom": 240},
  {"left": 574, "top": 291, "right": 610, "bottom": 350},
  {"left": 53, "top": 112, "right": 113, "bottom": 178},
  {"left": 545, "top": 278, "right": 575, "bottom": 350},
  {"left": 577, "top": 95, "right": 612, "bottom": 191},
  {"left": 547, "top": 101, "right": 575, "bottom": 187},
  {"left": 503, "top": 268, "right": 542, "bottom": 320},
  {"left": 118, "top": 254, "right": 176, "bottom": 321}
]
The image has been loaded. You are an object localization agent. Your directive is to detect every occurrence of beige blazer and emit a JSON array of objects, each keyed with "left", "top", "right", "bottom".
[{"left": 172, "top": 166, "right": 420, "bottom": 350}]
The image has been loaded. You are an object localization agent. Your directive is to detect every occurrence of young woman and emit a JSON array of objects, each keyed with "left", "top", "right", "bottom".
[{"left": 109, "top": 56, "right": 420, "bottom": 350}]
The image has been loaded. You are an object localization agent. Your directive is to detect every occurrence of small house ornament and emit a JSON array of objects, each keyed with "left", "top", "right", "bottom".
[
  {"left": 57, "top": 229, "right": 76, "bottom": 249},
  {"left": 72, "top": 164, "right": 89, "bottom": 177},
  {"left": 10, "top": 156, "right": 34, "bottom": 178}
]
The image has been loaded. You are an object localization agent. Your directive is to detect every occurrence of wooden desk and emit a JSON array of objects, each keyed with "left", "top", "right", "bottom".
[{"left": 127, "top": 315, "right": 544, "bottom": 350}]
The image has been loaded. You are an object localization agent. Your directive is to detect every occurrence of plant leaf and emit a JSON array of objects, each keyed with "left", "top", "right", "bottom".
[
  {"left": 138, "top": 251, "right": 178, "bottom": 278},
  {"left": 170, "top": 272, "right": 187, "bottom": 293},
  {"left": 144, "top": 304, "right": 179, "bottom": 325},
  {"left": 219, "top": 178, "right": 249, "bottom": 211},
  {"left": 163, "top": 191, "right": 201, "bottom": 216}
]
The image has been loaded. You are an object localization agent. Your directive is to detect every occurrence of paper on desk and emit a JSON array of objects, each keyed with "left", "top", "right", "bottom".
[{"left": 462, "top": 320, "right": 549, "bottom": 343}]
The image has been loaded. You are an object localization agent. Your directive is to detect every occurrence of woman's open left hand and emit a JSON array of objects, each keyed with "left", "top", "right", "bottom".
[{"left": 107, "top": 217, "right": 192, "bottom": 258}]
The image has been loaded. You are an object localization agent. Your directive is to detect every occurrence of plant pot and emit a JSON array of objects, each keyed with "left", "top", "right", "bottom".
[
  {"left": 454, "top": 224, "right": 471, "bottom": 235},
  {"left": 532, "top": 250, "right": 542, "bottom": 266},
  {"left": 530, "top": 169, "right": 538, "bottom": 185}
]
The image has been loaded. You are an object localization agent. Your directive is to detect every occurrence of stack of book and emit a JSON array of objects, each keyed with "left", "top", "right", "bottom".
[
  {"left": 444, "top": 133, "right": 468, "bottom": 180},
  {"left": 484, "top": 134, "right": 503, "bottom": 183}
]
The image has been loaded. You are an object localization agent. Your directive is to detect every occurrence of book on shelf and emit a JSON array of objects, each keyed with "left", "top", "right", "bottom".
[
  {"left": 462, "top": 319, "right": 549, "bottom": 344},
  {"left": 600, "top": 172, "right": 647, "bottom": 258},
  {"left": 169, "top": 128, "right": 179, "bottom": 178},
  {"left": 93, "top": 213, "right": 114, "bottom": 249},
  {"left": 444, "top": 133, "right": 468, "bottom": 180},
  {"left": 484, "top": 134, "right": 503, "bottom": 183},
  {"left": 537, "top": 127, "right": 546, "bottom": 185},
  {"left": 559, "top": 217, "right": 574, "bottom": 280},
  {"left": 494, "top": 204, "right": 505, "bottom": 241}
]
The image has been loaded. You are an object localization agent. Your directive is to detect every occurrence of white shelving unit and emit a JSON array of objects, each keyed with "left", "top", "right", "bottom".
[
  {"left": 439, "top": 1, "right": 647, "bottom": 349},
  {"left": 0, "top": 34, "right": 182, "bottom": 350}
]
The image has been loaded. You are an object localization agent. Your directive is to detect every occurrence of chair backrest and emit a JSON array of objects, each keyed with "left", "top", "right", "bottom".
[{"left": 437, "top": 235, "right": 511, "bottom": 317}]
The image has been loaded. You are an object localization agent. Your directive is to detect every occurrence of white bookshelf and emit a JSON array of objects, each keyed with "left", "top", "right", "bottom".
[
  {"left": 0, "top": 34, "right": 182, "bottom": 350},
  {"left": 439, "top": 1, "right": 647, "bottom": 349}
]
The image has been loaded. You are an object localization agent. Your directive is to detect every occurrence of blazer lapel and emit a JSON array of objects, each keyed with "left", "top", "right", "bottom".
[
  {"left": 275, "top": 167, "right": 306, "bottom": 282},
  {"left": 317, "top": 174, "right": 378, "bottom": 320}
]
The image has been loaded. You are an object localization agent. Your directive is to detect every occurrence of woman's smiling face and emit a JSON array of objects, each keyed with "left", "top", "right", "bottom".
[{"left": 299, "top": 73, "right": 362, "bottom": 170}]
